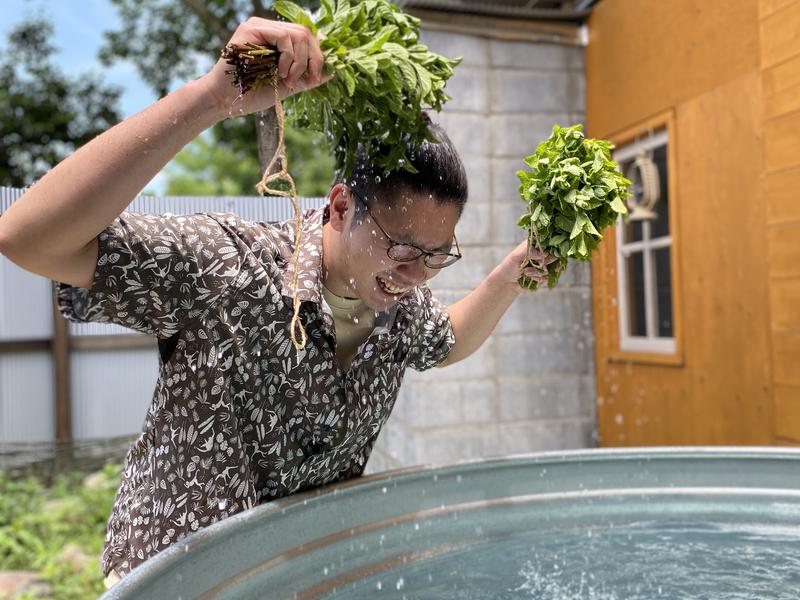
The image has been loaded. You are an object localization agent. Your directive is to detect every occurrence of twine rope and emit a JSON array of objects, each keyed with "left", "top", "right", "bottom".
[{"left": 256, "top": 80, "right": 307, "bottom": 351}]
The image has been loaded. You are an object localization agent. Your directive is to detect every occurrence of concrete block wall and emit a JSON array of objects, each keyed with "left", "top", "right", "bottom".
[{"left": 369, "top": 28, "right": 595, "bottom": 473}]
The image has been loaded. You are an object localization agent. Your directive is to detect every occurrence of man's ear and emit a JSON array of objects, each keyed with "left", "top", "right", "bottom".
[{"left": 328, "top": 183, "right": 352, "bottom": 233}]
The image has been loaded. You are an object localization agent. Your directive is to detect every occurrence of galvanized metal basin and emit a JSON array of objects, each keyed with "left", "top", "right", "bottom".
[{"left": 101, "top": 448, "right": 800, "bottom": 599}]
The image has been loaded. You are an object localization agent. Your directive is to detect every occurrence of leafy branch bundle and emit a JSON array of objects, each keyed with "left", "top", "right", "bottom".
[
  {"left": 517, "top": 124, "right": 631, "bottom": 290},
  {"left": 222, "top": 0, "right": 461, "bottom": 178}
]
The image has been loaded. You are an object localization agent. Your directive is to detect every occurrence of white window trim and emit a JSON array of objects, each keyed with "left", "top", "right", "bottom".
[{"left": 614, "top": 132, "right": 676, "bottom": 355}]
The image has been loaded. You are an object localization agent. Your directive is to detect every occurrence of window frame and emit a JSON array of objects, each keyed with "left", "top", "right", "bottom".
[
  {"left": 614, "top": 130, "right": 675, "bottom": 354},
  {"left": 601, "top": 111, "right": 684, "bottom": 367}
]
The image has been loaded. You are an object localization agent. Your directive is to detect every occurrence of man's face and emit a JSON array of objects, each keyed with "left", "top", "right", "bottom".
[{"left": 338, "top": 188, "right": 461, "bottom": 312}]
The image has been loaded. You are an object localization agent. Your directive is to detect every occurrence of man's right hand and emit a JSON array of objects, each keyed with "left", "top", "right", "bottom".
[{"left": 200, "top": 17, "right": 330, "bottom": 121}]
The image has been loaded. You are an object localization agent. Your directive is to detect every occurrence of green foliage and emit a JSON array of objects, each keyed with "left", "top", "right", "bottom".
[
  {"left": 275, "top": 0, "right": 461, "bottom": 177},
  {"left": 165, "top": 128, "right": 261, "bottom": 196},
  {"left": 100, "top": 1, "right": 320, "bottom": 97},
  {"left": 0, "top": 465, "right": 121, "bottom": 600},
  {"left": 517, "top": 124, "right": 631, "bottom": 290},
  {"left": 101, "top": 0, "right": 332, "bottom": 194},
  {"left": 164, "top": 118, "right": 334, "bottom": 197},
  {"left": 0, "top": 20, "right": 122, "bottom": 187}
]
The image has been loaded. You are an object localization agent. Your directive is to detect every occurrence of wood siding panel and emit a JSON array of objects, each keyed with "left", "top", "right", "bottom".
[
  {"left": 774, "top": 384, "right": 800, "bottom": 442},
  {"left": 763, "top": 54, "right": 800, "bottom": 119},
  {"left": 761, "top": 2, "right": 800, "bottom": 68},
  {"left": 764, "top": 111, "right": 800, "bottom": 172},
  {"left": 594, "top": 73, "right": 773, "bottom": 446},
  {"left": 768, "top": 224, "right": 800, "bottom": 277},
  {"left": 770, "top": 279, "right": 800, "bottom": 330},
  {"left": 761, "top": 0, "right": 800, "bottom": 18},
  {"left": 586, "top": 0, "right": 759, "bottom": 137},
  {"left": 765, "top": 167, "right": 800, "bottom": 224},
  {"left": 675, "top": 73, "right": 772, "bottom": 444},
  {"left": 774, "top": 333, "right": 800, "bottom": 386}
]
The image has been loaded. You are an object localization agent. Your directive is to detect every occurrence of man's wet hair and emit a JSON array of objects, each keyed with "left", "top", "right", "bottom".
[{"left": 337, "top": 115, "right": 468, "bottom": 219}]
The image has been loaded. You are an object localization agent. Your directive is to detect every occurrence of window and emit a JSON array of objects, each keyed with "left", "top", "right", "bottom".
[{"left": 613, "top": 130, "right": 676, "bottom": 354}]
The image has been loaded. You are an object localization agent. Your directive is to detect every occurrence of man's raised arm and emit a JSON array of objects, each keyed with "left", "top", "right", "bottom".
[{"left": 0, "top": 18, "right": 326, "bottom": 289}]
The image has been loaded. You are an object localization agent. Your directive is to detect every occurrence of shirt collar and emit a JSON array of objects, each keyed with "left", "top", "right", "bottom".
[{"left": 279, "top": 206, "right": 424, "bottom": 335}]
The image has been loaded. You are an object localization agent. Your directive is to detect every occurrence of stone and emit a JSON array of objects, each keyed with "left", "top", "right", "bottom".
[{"left": 0, "top": 572, "right": 51, "bottom": 599}]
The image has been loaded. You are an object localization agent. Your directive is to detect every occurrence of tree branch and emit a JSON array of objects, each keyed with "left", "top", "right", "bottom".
[
  {"left": 179, "top": 0, "right": 234, "bottom": 42},
  {"left": 251, "top": 0, "right": 272, "bottom": 19}
]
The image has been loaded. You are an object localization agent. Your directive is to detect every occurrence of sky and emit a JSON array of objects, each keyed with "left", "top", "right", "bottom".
[{"left": 3, "top": 0, "right": 194, "bottom": 193}]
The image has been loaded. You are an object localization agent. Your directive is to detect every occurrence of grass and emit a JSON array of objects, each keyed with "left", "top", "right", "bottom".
[{"left": 0, "top": 464, "right": 121, "bottom": 600}]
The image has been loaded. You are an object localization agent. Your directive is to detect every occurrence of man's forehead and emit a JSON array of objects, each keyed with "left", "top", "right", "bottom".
[{"left": 372, "top": 198, "right": 458, "bottom": 251}]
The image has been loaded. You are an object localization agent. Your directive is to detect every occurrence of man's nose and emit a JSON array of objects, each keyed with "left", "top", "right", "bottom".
[{"left": 394, "top": 258, "right": 429, "bottom": 283}]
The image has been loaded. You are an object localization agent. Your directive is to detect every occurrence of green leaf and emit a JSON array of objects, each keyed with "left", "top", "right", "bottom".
[
  {"left": 515, "top": 123, "right": 632, "bottom": 288},
  {"left": 338, "top": 64, "right": 356, "bottom": 96},
  {"left": 274, "top": 1, "right": 318, "bottom": 35},
  {"left": 270, "top": 0, "right": 461, "bottom": 176},
  {"left": 610, "top": 196, "right": 628, "bottom": 214}
]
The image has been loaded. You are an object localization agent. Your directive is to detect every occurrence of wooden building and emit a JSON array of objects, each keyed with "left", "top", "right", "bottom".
[{"left": 587, "top": 0, "right": 799, "bottom": 446}]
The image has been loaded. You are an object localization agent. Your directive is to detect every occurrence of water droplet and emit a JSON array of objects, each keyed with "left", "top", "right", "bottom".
[
  {"left": 615, "top": 413, "right": 624, "bottom": 425},
  {"left": 218, "top": 498, "right": 228, "bottom": 510},
  {"left": 376, "top": 581, "right": 382, "bottom": 591},
  {"left": 396, "top": 577, "right": 405, "bottom": 590}
]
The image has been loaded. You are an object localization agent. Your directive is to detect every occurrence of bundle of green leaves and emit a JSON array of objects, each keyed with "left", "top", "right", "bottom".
[
  {"left": 516, "top": 124, "right": 631, "bottom": 290},
  {"left": 224, "top": 0, "right": 460, "bottom": 178}
]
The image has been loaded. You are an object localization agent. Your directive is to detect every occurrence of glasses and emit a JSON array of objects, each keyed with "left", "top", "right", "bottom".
[{"left": 349, "top": 187, "right": 462, "bottom": 269}]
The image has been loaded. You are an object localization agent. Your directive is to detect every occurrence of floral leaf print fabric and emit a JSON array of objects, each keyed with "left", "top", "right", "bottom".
[{"left": 55, "top": 207, "right": 454, "bottom": 578}]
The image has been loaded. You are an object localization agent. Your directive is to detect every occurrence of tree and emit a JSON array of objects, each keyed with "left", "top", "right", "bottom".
[
  {"left": 0, "top": 21, "right": 122, "bottom": 188},
  {"left": 100, "top": 0, "right": 334, "bottom": 196},
  {"left": 165, "top": 117, "right": 334, "bottom": 197}
]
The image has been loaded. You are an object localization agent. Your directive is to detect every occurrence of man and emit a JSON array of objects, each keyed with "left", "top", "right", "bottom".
[{"left": 0, "top": 18, "right": 552, "bottom": 584}]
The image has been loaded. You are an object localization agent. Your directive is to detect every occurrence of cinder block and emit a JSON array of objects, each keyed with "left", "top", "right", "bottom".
[
  {"left": 404, "top": 379, "right": 496, "bottom": 427},
  {"left": 490, "top": 70, "right": 585, "bottom": 114},
  {"left": 420, "top": 29, "right": 489, "bottom": 67},
  {"left": 489, "top": 40, "right": 584, "bottom": 71},
  {"left": 494, "top": 330, "right": 593, "bottom": 377},
  {"left": 412, "top": 425, "right": 496, "bottom": 465},
  {"left": 496, "top": 288, "right": 593, "bottom": 335},
  {"left": 441, "top": 66, "right": 489, "bottom": 113},
  {"left": 428, "top": 246, "right": 496, "bottom": 291},
  {"left": 492, "top": 158, "right": 528, "bottom": 204},
  {"left": 462, "top": 156, "right": 492, "bottom": 203},
  {"left": 489, "top": 114, "right": 571, "bottom": 157},
  {"left": 365, "top": 444, "right": 404, "bottom": 474},
  {"left": 556, "top": 261, "right": 592, "bottom": 287},
  {"left": 494, "top": 418, "right": 595, "bottom": 455},
  {"left": 455, "top": 201, "right": 492, "bottom": 246},
  {"left": 413, "top": 338, "right": 496, "bottom": 380},
  {"left": 491, "top": 202, "right": 529, "bottom": 245},
  {"left": 496, "top": 374, "right": 595, "bottom": 421},
  {"left": 381, "top": 417, "right": 416, "bottom": 465},
  {"left": 435, "top": 113, "right": 491, "bottom": 159}
]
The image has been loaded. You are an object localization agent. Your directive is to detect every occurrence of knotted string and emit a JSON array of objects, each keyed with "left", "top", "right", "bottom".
[{"left": 256, "top": 80, "right": 307, "bottom": 351}]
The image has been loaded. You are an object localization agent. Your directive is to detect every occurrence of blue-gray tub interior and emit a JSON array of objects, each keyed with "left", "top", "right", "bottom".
[{"left": 101, "top": 448, "right": 800, "bottom": 599}]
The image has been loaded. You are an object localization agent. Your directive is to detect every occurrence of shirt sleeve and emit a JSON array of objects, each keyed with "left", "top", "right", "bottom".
[
  {"left": 56, "top": 212, "right": 250, "bottom": 338},
  {"left": 406, "top": 286, "right": 456, "bottom": 372}
]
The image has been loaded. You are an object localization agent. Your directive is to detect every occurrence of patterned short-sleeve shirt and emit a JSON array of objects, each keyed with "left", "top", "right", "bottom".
[{"left": 56, "top": 207, "right": 455, "bottom": 577}]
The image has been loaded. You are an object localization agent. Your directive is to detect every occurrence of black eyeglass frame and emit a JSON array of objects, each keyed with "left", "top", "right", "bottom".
[{"left": 348, "top": 186, "right": 462, "bottom": 269}]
